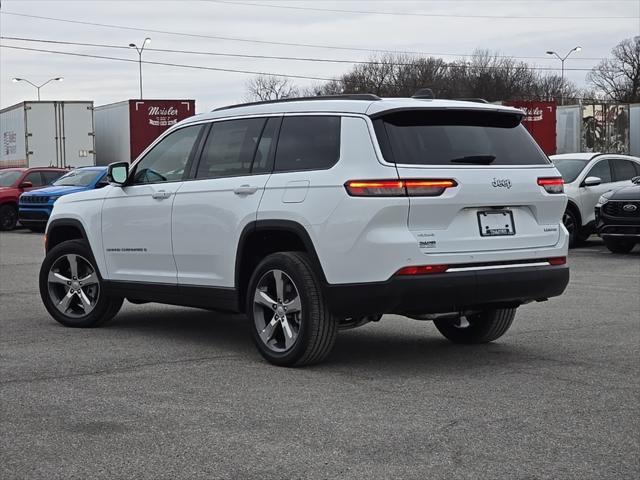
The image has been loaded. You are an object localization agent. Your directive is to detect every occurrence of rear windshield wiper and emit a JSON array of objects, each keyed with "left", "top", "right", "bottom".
[{"left": 449, "top": 155, "right": 496, "bottom": 164}]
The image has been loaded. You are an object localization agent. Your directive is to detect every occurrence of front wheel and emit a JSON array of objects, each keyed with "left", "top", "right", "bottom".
[
  {"left": 434, "top": 308, "right": 516, "bottom": 344},
  {"left": 0, "top": 204, "right": 18, "bottom": 231},
  {"left": 563, "top": 209, "right": 588, "bottom": 247},
  {"left": 603, "top": 237, "right": 635, "bottom": 254},
  {"left": 39, "top": 239, "right": 124, "bottom": 327},
  {"left": 247, "top": 252, "right": 337, "bottom": 367}
]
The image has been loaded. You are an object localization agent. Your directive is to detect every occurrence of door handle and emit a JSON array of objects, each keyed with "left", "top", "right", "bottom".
[
  {"left": 151, "top": 190, "right": 172, "bottom": 200},
  {"left": 234, "top": 185, "right": 259, "bottom": 195}
]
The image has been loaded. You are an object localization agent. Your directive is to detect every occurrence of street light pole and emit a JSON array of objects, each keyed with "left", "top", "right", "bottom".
[
  {"left": 11, "top": 77, "right": 64, "bottom": 100},
  {"left": 546, "top": 46, "right": 582, "bottom": 106},
  {"left": 129, "top": 37, "right": 151, "bottom": 99}
]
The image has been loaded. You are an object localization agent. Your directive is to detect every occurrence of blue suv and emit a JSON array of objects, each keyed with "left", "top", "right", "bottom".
[{"left": 19, "top": 166, "right": 108, "bottom": 232}]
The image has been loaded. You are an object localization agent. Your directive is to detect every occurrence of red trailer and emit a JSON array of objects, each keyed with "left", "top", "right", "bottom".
[
  {"left": 503, "top": 100, "right": 557, "bottom": 155},
  {"left": 94, "top": 99, "right": 195, "bottom": 164}
]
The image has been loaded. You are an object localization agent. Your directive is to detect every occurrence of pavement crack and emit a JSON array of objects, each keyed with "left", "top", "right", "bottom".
[{"left": 0, "top": 354, "right": 243, "bottom": 386}]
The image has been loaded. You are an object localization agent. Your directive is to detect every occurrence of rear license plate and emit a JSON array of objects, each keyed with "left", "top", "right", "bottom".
[{"left": 477, "top": 210, "right": 515, "bottom": 237}]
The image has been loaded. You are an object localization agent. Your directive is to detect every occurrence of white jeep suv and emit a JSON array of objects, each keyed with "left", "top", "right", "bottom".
[{"left": 40, "top": 95, "right": 570, "bottom": 366}]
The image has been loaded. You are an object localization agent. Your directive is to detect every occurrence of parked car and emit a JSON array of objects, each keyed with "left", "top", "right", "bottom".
[
  {"left": 39, "top": 95, "right": 569, "bottom": 366},
  {"left": 595, "top": 176, "right": 640, "bottom": 253},
  {"left": 550, "top": 153, "right": 640, "bottom": 247},
  {"left": 18, "top": 167, "right": 108, "bottom": 232},
  {"left": 0, "top": 167, "right": 67, "bottom": 231}
]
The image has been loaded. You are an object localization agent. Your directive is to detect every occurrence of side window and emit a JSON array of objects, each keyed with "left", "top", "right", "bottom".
[
  {"left": 586, "top": 160, "right": 611, "bottom": 183},
  {"left": 95, "top": 174, "right": 109, "bottom": 189},
  {"left": 252, "top": 117, "right": 281, "bottom": 174},
  {"left": 42, "top": 171, "right": 64, "bottom": 184},
  {"left": 196, "top": 118, "right": 265, "bottom": 179},
  {"left": 274, "top": 116, "right": 341, "bottom": 172},
  {"left": 131, "top": 125, "right": 202, "bottom": 185},
  {"left": 611, "top": 159, "right": 638, "bottom": 181},
  {"left": 24, "top": 172, "right": 44, "bottom": 186}
]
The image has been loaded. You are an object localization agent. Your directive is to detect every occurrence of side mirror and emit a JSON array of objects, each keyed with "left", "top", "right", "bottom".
[
  {"left": 107, "top": 162, "right": 129, "bottom": 185},
  {"left": 583, "top": 176, "right": 602, "bottom": 187},
  {"left": 19, "top": 181, "right": 33, "bottom": 189},
  {"left": 632, "top": 176, "right": 640, "bottom": 185}
]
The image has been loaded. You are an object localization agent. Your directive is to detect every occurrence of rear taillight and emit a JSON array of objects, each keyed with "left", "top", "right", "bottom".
[
  {"left": 345, "top": 179, "right": 457, "bottom": 197},
  {"left": 537, "top": 177, "right": 564, "bottom": 194},
  {"left": 548, "top": 256, "right": 567, "bottom": 265},
  {"left": 395, "top": 264, "right": 449, "bottom": 275}
]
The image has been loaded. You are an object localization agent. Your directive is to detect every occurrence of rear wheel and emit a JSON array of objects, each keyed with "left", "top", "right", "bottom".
[
  {"left": 434, "top": 308, "right": 516, "bottom": 344},
  {"left": 603, "top": 237, "right": 635, "bottom": 254},
  {"left": 247, "top": 252, "right": 337, "bottom": 367},
  {"left": 39, "top": 239, "right": 123, "bottom": 327},
  {"left": 0, "top": 204, "right": 18, "bottom": 231}
]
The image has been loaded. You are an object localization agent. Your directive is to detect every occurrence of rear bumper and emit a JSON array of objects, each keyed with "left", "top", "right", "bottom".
[{"left": 325, "top": 263, "right": 569, "bottom": 316}]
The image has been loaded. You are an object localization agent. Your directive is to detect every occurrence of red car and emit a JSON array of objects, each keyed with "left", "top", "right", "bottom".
[{"left": 0, "top": 167, "right": 67, "bottom": 231}]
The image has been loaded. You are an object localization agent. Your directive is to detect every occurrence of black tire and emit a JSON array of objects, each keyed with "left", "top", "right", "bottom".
[
  {"left": 434, "top": 308, "right": 516, "bottom": 344},
  {"left": 28, "top": 226, "right": 46, "bottom": 233},
  {"left": 563, "top": 208, "right": 586, "bottom": 248},
  {"left": 603, "top": 237, "right": 635, "bottom": 254},
  {"left": 0, "top": 204, "right": 18, "bottom": 231},
  {"left": 246, "top": 252, "right": 337, "bottom": 367},
  {"left": 39, "top": 239, "right": 124, "bottom": 328}
]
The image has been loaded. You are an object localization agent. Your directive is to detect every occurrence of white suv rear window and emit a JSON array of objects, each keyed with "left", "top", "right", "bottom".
[{"left": 374, "top": 110, "right": 549, "bottom": 166}]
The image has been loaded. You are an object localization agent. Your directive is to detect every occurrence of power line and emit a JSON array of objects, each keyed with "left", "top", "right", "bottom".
[
  {"left": 0, "top": 44, "right": 334, "bottom": 81},
  {"left": 0, "top": 35, "right": 607, "bottom": 65},
  {"left": 208, "top": 0, "right": 639, "bottom": 19},
  {"left": 0, "top": 11, "right": 612, "bottom": 59},
  {"left": 0, "top": 43, "right": 608, "bottom": 74}
]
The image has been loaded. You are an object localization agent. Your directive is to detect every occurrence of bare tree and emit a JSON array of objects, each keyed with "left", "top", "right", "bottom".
[
  {"left": 244, "top": 75, "right": 298, "bottom": 102},
  {"left": 588, "top": 37, "right": 640, "bottom": 103}
]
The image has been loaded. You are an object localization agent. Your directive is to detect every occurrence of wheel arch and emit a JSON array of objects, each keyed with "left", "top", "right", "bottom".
[
  {"left": 565, "top": 199, "right": 583, "bottom": 227},
  {"left": 46, "top": 219, "right": 89, "bottom": 253},
  {"left": 235, "top": 220, "right": 327, "bottom": 312}
]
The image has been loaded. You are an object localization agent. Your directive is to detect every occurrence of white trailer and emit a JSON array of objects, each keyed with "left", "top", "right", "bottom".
[
  {"left": 631, "top": 104, "right": 640, "bottom": 157},
  {"left": 0, "top": 101, "right": 95, "bottom": 168}
]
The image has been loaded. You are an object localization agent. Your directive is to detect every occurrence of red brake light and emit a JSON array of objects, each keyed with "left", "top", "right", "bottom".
[
  {"left": 537, "top": 177, "right": 564, "bottom": 194},
  {"left": 548, "top": 256, "right": 567, "bottom": 265},
  {"left": 396, "top": 264, "right": 449, "bottom": 275},
  {"left": 345, "top": 179, "right": 457, "bottom": 197}
]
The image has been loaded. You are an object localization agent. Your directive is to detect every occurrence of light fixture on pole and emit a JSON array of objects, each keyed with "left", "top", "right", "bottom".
[
  {"left": 545, "top": 46, "right": 582, "bottom": 106},
  {"left": 11, "top": 77, "right": 64, "bottom": 101},
  {"left": 129, "top": 37, "right": 151, "bottom": 99}
]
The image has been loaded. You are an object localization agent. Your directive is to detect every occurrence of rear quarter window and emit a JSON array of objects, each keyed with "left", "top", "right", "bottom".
[
  {"left": 274, "top": 116, "right": 341, "bottom": 172},
  {"left": 373, "top": 109, "right": 550, "bottom": 166}
]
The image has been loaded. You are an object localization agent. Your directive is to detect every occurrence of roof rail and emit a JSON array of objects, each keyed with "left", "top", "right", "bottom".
[
  {"left": 212, "top": 94, "right": 382, "bottom": 112},
  {"left": 453, "top": 98, "right": 489, "bottom": 103}
]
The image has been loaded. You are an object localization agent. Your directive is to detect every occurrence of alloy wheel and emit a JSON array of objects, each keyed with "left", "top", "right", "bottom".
[
  {"left": 253, "top": 269, "right": 302, "bottom": 353},
  {"left": 47, "top": 254, "right": 100, "bottom": 318}
]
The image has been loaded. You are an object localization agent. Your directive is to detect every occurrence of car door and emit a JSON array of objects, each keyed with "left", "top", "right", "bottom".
[
  {"left": 172, "top": 116, "right": 280, "bottom": 288},
  {"left": 578, "top": 158, "right": 613, "bottom": 225},
  {"left": 101, "top": 124, "right": 204, "bottom": 283}
]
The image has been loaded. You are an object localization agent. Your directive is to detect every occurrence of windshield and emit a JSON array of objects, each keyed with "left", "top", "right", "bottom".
[
  {"left": 373, "top": 110, "right": 550, "bottom": 166},
  {"left": 552, "top": 158, "right": 589, "bottom": 183},
  {"left": 53, "top": 170, "right": 103, "bottom": 187},
  {"left": 0, "top": 170, "right": 22, "bottom": 187}
]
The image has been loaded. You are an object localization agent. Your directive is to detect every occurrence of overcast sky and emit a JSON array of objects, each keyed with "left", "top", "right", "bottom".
[{"left": 1, "top": 0, "right": 639, "bottom": 112}]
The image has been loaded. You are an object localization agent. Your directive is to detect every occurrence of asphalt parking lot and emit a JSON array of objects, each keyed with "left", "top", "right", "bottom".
[{"left": 1, "top": 230, "right": 638, "bottom": 480}]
